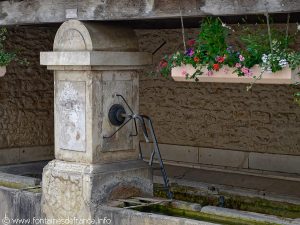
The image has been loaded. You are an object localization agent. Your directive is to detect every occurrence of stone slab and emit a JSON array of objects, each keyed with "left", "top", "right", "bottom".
[
  {"left": 141, "top": 142, "right": 300, "bottom": 175},
  {"left": 249, "top": 153, "right": 300, "bottom": 174},
  {"left": 0, "top": 146, "right": 53, "bottom": 165},
  {"left": 140, "top": 142, "right": 199, "bottom": 163},
  {"left": 20, "top": 146, "right": 54, "bottom": 163},
  {"left": 140, "top": 143, "right": 249, "bottom": 168},
  {"left": 0, "top": 148, "right": 20, "bottom": 165},
  {"left": 40, "top": 51, "right": 152, "bottom": 66},
  {"left": 198, "top": 147, "right": 248, "bottom": 169},
  {"left": 57, "top": 80, "right": 86, "bottom": 152}
]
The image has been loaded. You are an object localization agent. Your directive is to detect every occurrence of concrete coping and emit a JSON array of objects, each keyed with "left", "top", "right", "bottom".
[{"left": 40, "top": 51, "right": 152, "bottom": 69}]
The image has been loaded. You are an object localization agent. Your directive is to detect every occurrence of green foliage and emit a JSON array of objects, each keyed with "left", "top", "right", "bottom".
[
  {"left": 0, "top": 27, "right": 16, "bottom": 66},
  {"left": 239, "top": 24, "right": 299, "bottom": 74},
  {"left": 239, "top": 26, "right": 288, "bottom": 69},
  {"left": 196, "top": 17, "right": 228, "bottom": 67},
  {"left": 288, "top": 52, "right": 300, "bottom": 71}
]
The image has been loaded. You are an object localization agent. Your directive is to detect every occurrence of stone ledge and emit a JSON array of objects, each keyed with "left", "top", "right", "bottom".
[
  {"left": 0, "top": 146, "right": 54, "bottom": 165},
  {"left": 140, "top": 142, "right": 198, "bottom": 163},
  {"left": 140, "top": 142, "right": 300, "bottom": 175},
  {"left": 40, "top": 51, "right": 152, "bottom": 67},
  {"left": 249, "top": 153, "right": 300, "bottom": 175}
]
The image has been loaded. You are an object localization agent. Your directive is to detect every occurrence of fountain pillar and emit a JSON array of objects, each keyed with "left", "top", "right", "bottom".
[{"left": 40, "top": 20, "right": 153, "bottom": 220}]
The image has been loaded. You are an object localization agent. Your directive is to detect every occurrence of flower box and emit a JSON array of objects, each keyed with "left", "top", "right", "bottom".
[
  {"left": 0, "top": 66, "right": 6, "bottom": 77},
  {"left": 171, "top": 64, "right": 300, "bottom": 84}
]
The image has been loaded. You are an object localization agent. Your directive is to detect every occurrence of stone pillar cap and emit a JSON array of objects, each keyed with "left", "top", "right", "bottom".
[
  {"left": 41, "top": 20, "right": 152, "bottom": 69},
  {"left": 53, "top": 20, "right": 139, "bottom": 52}
]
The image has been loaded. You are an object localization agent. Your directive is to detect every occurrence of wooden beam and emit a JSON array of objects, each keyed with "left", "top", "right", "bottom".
[{"left": 0, "top": 0, "right": 299, "bottom": 26}]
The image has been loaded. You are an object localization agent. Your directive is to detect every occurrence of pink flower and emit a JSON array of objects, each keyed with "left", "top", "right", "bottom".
[
  {"left": 241, "top": 67, "right": 249, "bottom": 74},
  {"left": 181, "top": 69, "right": 187, "bottom": 76},
  {"left": 216, "top": 56, "right": 225, "bottom": 63},
  {"left": 241, "top": 67, "right": 253, "bottom": 76},
  {"left": 245, "top": 70, "right": 253, "bottom": 77},
  {"left": 239, "top": 55, "right": 245, "bottom": 62},
  {"left": 235, "top": 63, "right": 241, "bottom": 68}
]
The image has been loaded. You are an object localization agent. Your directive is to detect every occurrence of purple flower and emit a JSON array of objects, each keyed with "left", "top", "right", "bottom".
[
  {"left": 185, "top": 48, "right": 195, "bottom": 57},
  {"left": 226, "top": 46, "right": 233, "bottom": 53}
]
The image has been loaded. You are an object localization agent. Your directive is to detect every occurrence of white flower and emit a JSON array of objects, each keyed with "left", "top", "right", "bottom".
[
  {"left": 279, "top": 59, "right": 288, "bottom": 68},
  {"left": 262, "top": 54, "right": 268, "bottom": 63},
  {"left": 297, "top": 23, "right": 300, "bottom": 31}
]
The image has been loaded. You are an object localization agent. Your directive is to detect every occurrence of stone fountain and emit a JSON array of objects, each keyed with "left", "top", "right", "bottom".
[{"left": 40, "top": 20, "right": 153, "bottom": 220}]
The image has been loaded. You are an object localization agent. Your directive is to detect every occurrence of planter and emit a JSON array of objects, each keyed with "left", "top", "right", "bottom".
[
  {"left": 171, "top": 64, "right": 300, "bottom": 84},
  {"left": 0, "top": 66, "right": 6, "bottom": 77}
]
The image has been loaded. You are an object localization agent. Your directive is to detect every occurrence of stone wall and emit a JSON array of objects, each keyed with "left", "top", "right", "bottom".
[
  {"left": 136, "top": 27, "right": 300, "bottom": 156},
  {"left": 0, "top": 26, "right": 56, "bottom": 164}
]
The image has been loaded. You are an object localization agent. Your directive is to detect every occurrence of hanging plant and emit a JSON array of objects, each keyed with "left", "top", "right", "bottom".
[
  {"left": 0, "top": 27, "right": 28, "bottom": 77},
  {"left": 157, "top": 16, "right": 300, "bottom": 86}
]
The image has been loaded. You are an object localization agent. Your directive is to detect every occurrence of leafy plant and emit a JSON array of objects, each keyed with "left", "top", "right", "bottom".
[
  {"left": 196, "top": 17, "right": 228, "bottom": 69},
  {"left": 0, "top": 28, "right": 16, "bottom": 66},
  {"left": 0, "top": 27, "right": 28, "bottom": 67}
]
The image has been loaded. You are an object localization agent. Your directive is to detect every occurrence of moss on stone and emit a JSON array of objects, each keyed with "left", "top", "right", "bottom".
[
  {"left": 154, "top": 183, "right": 300, "bottom": 219},
  {"left": 0, "top": 181, "right": 42, "bottom": 193},
  {"left": 136, "top": 204, "right": 278, "bottom": 225},
  {"left": 0, "top": 180, "right": 27, "bottom": 189},
  {"left": 27, "top": 187, "right": 42, "bottom": 193}
]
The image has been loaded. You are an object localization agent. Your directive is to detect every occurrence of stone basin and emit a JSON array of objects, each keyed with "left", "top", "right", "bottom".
[
  {"left": 0, "top": 161, "right": 48, "bottom": 221},
  {"left": 0, "top": 160, "right": 48, "bottom": 187}
]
